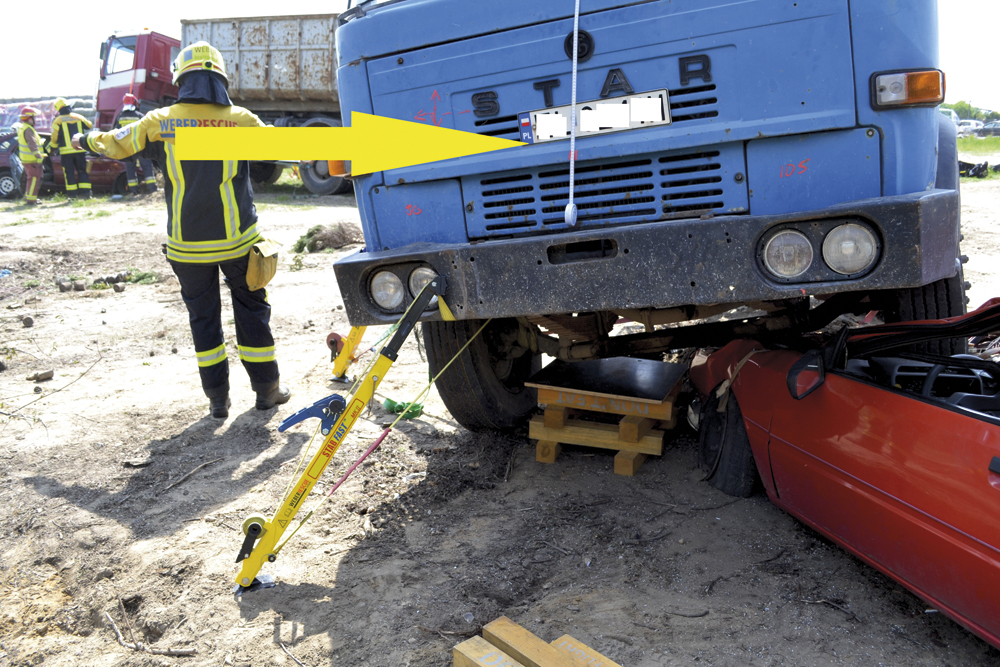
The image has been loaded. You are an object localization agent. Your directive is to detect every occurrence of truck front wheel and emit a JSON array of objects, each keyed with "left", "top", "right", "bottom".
[{"left": 422, "top": 318, "right": 541, "bottom": 431}]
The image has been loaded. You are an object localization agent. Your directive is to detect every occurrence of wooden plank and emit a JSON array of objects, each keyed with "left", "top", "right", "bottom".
[
  {"left": 454, "top": 636, "right": 527, "bottom": 667},
  {"left": 550, "top": 635, "right": 624, "bottom": 667},
  {"left": 526, "top": 358, "right": 685, "bottom": 403},
  {"left": 535, "top": 440, "right": 561, "bottom": 464},
  {"left": 614, "top": 450, "right": 647, "bottom": 476},
  {"left": 537, "top": 387, "right": 673, "bottom": 420},
  {"left": 544, "top": 406, "right": 569, "bottom": 429},
  {"left": 482, "top": 617, "right": 581, "bottom": 667},
  {"left": 529, "top": 416, "right": 663, "bottom": 455},
  {"left": 618, "top": 415, "right": 656, "bottom": 443}
]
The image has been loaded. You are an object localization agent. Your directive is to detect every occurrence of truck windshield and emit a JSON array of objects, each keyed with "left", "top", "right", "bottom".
[{"left": 106, "top": 36, "right": 137, "bottom": 75}]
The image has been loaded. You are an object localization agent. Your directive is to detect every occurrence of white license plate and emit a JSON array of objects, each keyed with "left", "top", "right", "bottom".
[{"left": 516, "top": 89, "right": 671, "bottom": 144}]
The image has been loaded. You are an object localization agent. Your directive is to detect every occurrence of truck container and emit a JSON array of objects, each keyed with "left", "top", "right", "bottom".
[
  {"left": 180, "top": 14, "right": 350, "bottom": 194},
  {"left": 332, "top": 0, "right": 965, "bottom": 432}
]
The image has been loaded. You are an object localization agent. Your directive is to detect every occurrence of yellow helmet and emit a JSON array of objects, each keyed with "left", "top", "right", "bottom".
[
  {"left": 172, "top": 41, "right": 228, "bottom": 86},
  {"left": 54, "top": 97, "right": 69, "bottom": 111}
]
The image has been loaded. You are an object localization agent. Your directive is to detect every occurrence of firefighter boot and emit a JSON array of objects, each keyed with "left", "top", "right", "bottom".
[
  {"left": 253, "top": 381, "right": 291, "bottom": 410},
  {"left": 209, "top": 395, "right": 231, "bottom": 419}
]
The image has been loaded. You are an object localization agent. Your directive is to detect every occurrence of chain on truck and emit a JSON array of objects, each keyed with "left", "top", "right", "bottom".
[
  {"left": 330, "top": 0, "right": 967, "bottom": 432},
  {"left": 94, "top": 18, "right": 352, "bottom": 196}
]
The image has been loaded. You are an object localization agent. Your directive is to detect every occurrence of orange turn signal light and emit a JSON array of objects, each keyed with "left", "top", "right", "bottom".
[{"left": 872, "top": 69, "right": 945, "bottom": 109}]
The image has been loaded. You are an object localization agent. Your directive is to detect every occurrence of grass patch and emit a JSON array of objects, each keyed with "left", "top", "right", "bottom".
[
  {"left": 127, "top": 271, "right": 159, "bottom": 285},
  {"left": 24, "top": 280, "right": 40, "bottom": 288},
  {"left": 957, "top": 136, "right": 1000, "bottom": 156}
]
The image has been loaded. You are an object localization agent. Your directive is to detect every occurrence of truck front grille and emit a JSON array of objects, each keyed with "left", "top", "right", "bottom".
[
  {"left": 474, "top": 84, "right": 721, "bottom": 140},
  {"left": 463, "top": 143, "right": 748, "bottom": 239}
]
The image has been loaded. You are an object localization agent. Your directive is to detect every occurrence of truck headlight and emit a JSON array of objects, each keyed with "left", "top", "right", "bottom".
[
  {"left": 408, "top": 267, "right": 439, "bottom": 308},
  {"left": 822, "top": 223, "right": 877, "bottom": 275},
  {"left": 370, "top": 271, "right": 405, "bottom": 310},
  {"left": 763, "top": 230, "right": 813, "bottom": 279}
]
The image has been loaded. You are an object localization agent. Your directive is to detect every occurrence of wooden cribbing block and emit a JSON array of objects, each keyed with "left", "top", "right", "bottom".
[
  {"left": 454, "top": 636, "right": 527, "bottom": 667},
  {"left": 551, "top": 635, "right": 623, "bottom": 667},
  {"left": 614, "top": 450, "right": 647, "bottom": 476},
  {"left": 537, "top": 387, "right": 673, "bottom": 420},
  {"left": 536, "top": 440, "right": 561, "bottom": 464},
  {"left": 482, "top": 617, "right": 579, "bottom": 667},
  {"left": 529, "top": 416, "right": 664, "bottom": 455},
  {"left": 544, "top": 406, "right": 570, "bottom": 428},
  {"left": 618, "top": 415, "right": 656, "bottom": 443}
]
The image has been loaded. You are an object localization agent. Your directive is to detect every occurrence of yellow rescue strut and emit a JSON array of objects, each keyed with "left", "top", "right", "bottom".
[{"left": 234, "top": 278, "right": 447, "bottom": 589}]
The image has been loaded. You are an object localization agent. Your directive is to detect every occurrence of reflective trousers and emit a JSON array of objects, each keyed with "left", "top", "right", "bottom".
[
  {"left": 122, "top": 156, "right": 157, "bottom": 193},
  {"left": 169, "top": 252, "right": 279, "bottom": 398},
  {"left": 61, "top": 153, "right": 91, "bottom": 195},
  {"left": 23, "top": 163, "right": 42, "bottom": 203}
]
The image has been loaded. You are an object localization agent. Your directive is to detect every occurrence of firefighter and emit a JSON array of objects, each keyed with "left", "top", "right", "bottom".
[
  {"left": 16, "top": 107, "right": 46, "bottom": 205},
  {"left": 116, "top": 94, "right": 158, "bottom": 195},
  {"left": 50, "top": 98, "right": 93, "bottom": 198},
  {"left": 73, "top": 42, "right": 290, "bottom": 419}
]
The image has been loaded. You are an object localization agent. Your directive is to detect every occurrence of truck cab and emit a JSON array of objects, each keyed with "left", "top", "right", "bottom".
[
  {"left": 96, "top": 30, "right": 180, "bottom": 130},
  {"left": 332, "top": 0, "right": 963, "bottom": 431}
]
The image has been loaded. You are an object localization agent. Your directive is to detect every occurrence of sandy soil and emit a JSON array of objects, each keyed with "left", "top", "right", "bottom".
[{"left": 0, "top": 179, "right": 998, "bottom": 667}]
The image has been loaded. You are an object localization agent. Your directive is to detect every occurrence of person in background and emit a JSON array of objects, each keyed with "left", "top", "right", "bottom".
[
  {"left": 72, "top": 42, "right": 290, "bottom": 419},
  {"left": 16, "top": 107, "right": 45, "bottom": 205},
  {"left": 50, "top": 98, "right": 93, "bottom": 198},
  {"left": 116, "top": 94, "right": 158, "bottom": 195}
]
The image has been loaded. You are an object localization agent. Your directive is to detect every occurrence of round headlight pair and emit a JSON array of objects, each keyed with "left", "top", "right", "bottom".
[
  {"left": 762, "top": 224, "right": 877, "bottom": 279},
  {"left": 370, "top": 267, "right": 439, "bottom": 310}
]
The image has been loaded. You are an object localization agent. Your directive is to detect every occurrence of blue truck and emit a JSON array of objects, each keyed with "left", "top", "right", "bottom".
[{"left": 332, "top": 0, "right": 964, "bottom": 431}]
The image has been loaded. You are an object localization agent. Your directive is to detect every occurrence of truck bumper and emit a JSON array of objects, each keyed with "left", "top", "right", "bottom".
[{"left": 334, "top": 189, "right": 960, "bottom": 326}]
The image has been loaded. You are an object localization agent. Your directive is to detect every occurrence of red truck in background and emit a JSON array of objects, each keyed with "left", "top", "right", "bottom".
[
  {"left": 96, "top": 30, "right": 180, "bottom": 130},
  {"left": 94, "top": 16, "right": 350, "bottom": 195}
]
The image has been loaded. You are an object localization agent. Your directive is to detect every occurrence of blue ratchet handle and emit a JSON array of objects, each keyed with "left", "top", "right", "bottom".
[{"left": 278, "top": 394, "right": 347, "bottom": 435}]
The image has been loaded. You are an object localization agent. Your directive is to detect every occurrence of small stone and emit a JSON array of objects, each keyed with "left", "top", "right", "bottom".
[
  {"left": 58, "top": 282, "right": 72, "bottom": 292},
  {"left": 542, "top": 583, "right": 552, "bottom": 589},
  {"left": 144, "top": 619, "right": 166, "bottom": 637},
  {"left": 336, "top": 305, "right": 344, "bottom": 310},
  {"left": 94, "top": 568, "right": 113, "bottom": 581},
  {"left": 73, "top": 281, "right": 86, "bottom": 291},
  {"left": 407, "top": 638, "right": 417, "bottom": 645},
  {"left": 522, "top": 559, "right": 531, "bottom": 567},
  {"left": 566, "top": 605, "right": 581, "bottom": 612},
  {"left": 0, "top": 360, "right": 6, "bottom": 372},
  {"left": 100, "top": 308, "right": 106, "bottom": 313},
  {"left": 149, "top": 351, "right": 155, "bottom": 357},
  {"left": 26, "top": 369, "right": 54, "bottom": 382},
  {"left": 171, "top": 347, "right": 178, "bottom": 354},
  {"left": 678, "top": 538, "right": 685, "bottom": 545},
  {"left": 123, "top": 457, "right": 152, "bottom": 468},
  {"left": 113, "top": 283, "right": 126, "bottom": 293},
  {"left": 102, "top": 320, "right": 107, "bottom": 325},
  {"left": 21, "top": 316, "right": 34, "bottom": 328},
  {"left": 33, "top": 386, "right": 42, "bottom": 394},
  {"left": 224, "top": 654, "right": 234, "bottom": 666},
  {"left": 463, "top": 612, "right": 475, "bottom": 624}
]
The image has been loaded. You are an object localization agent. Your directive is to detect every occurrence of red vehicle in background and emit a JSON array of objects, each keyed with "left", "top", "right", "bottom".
[
  {"left": 0, "top": 131, "right": 144, "bottom": 198},
  {"left": 96, "top": 31, "right": 180, "bottom": 130}
]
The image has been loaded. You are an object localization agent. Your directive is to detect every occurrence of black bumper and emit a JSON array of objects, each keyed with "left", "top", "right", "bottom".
[{"left": 334, "top": 190, "right": 960, "bottom": 326}]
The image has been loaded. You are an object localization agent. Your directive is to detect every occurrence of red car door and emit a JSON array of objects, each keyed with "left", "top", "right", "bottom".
[{"left": 764, "top": 367, "right": 1000, "bottom": 646}]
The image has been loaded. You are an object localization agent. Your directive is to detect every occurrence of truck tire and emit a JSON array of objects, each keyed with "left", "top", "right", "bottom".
[
  {"left": 879, "top": 115, "right": 967, "bottom": 355},
  {"left": 299, "top": 117, "right": 353, "bottom": 195},
  {"left": 698, "top": 387, "right": 760, "bottom": 497},
  {"left": 250, "top": 163, "right": 284, "bottom": 185},
  {"left": 422, "top": 318, "right": 541, "bottom": 431}
]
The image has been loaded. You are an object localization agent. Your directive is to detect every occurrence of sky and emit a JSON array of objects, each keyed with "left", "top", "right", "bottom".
[{"left": 4, "top": 1, "right": 998, "bottom": 111}]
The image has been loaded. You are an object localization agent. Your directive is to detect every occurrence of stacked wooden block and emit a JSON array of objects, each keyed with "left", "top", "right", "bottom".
[
  {"left": 526, "top": 358, "right": 684, "bottom": 476},
  {"left": 455, "top": 617, "right": 622, "bottom": 667}
]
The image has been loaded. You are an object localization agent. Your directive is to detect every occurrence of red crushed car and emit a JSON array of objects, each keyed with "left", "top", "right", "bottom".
[
  {"left": 691, "top": 300, "right": 1000, "bottom": 650},
  {"left": 0, "top": 131, "right": 149, "bottom": 199}
]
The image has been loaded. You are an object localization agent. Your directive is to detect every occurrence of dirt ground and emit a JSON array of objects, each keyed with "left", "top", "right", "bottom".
[{"left": 1, "top": 174, "right": 999, "bottom": 667}]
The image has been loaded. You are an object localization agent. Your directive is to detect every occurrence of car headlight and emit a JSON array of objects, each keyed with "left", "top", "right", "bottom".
[
  {"left": 370, "top": 271, "right": 405, "bottom": 310},
  {"left": 763, "top": 230, "right": 813, "bottom": 279},
  {"left": 408, "top": 267, "right": 439, "bottom": 308},
  {"left": 822, "top": 223, "right": 877, "bottom": 275}
]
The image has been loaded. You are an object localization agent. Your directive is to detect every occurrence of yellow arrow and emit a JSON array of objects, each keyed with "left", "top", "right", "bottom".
[{"left": 174, "top": 111, "right": 524, "bottom": 174}]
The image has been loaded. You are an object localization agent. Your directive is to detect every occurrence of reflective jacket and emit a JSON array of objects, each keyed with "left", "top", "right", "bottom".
[
  {"left": 16, "top": 123, "right": 44, "bottom": 164},
  {"left": 50, "top": 112, "right": 93, "bottom": 154},
  {"left": 81, "top": 103, "right": 266, "bottom": 264},
  {"left": 116, "top": 108, "right": 143, "bottom": 129}
]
